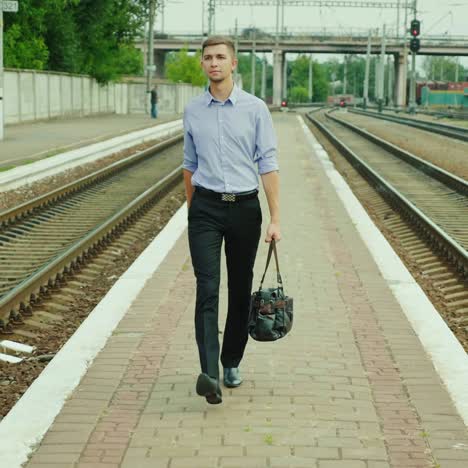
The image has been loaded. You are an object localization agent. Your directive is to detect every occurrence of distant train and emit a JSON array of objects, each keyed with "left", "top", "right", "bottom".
[
  {"left": 415, "top": 81, "right": 468, "bottom": 108},
  {"left": 327, "top": 94, "right": 357, "bottom": 106}
]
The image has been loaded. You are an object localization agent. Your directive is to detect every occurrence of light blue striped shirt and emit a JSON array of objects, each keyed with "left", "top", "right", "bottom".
[{"left": 183, "top": 85, "right": 278, "bottom": 193}]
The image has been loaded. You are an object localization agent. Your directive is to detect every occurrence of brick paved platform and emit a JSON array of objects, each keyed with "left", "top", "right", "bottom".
[{"left": 24, "top": 113, "right": 468, "bottom": 468}]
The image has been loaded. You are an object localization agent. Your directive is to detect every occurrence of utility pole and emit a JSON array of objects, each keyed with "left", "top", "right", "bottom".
[
  {"left": 261, "top": 55, "right": 267, "bottom": 100},
  {"left": 455, "top": 57, "right": 459, "bottom": 82},
  {"left": 202, "top": 1, "right": 205, "bottom": 35},
  {"left": 251, "top": 29, "right": 256, "bottom": 95},
  {"left": 160, "top": 0, "right": 165, "bottom": 34},
  {"left": 374, "top": 56, "right": 379, "bottom": 102},
  {"left": 308, "top": 54, "right": 313, "bottom": 102},
  {"left": 234, "top": 18, "right": 239, "bottom": 84},
  {"left": 282, "top": 54, "right": 287, "bottom": 100},
  {"left": 281, "top": 0, "right": 285, "bottom": 34},
  {"left": 387, "top": 55, "right": 393, "bottom": 106},
  {"left": 275, "top": 0, "right": 280, "bottom": 46},
  {"left": 343, "top": 55, "right": 348, "bottom": 95},
  {"left": 208, "top": 0, "right": 215, "bottom": 35},
  {"left": 378, "top": 24, "right": 386, "bottom": 112},
  {"left": 146, "top": 0, "right": 156, "bottom": 114},
  {"left": 396, "top": 0, "right": 400, "bottom": 41},
  {"left": 363, "top": 30, "right": 371, "bottom": 109}
]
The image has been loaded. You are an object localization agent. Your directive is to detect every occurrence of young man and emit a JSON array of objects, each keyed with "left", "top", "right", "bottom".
[{"left": 183, "top": 36, "right": 280, "bottom": 404}]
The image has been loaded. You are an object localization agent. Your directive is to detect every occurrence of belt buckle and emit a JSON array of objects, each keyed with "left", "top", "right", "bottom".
[{"left": 221, "top": 193, "right": 236, "bottom": 202}]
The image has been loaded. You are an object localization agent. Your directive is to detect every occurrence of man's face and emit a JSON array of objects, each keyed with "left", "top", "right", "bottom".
[{"left": 201, "top": 44, "right": 237, "bottom": 83}]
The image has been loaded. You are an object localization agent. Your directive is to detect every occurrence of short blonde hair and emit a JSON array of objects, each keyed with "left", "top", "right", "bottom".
[{"left": 202, "top": 36, "right": 236, "bottom": 57}]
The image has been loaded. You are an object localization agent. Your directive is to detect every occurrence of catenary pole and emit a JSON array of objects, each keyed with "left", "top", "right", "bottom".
[
  {"left": 308, "top": 54, "right": 313, "bottom": 102},
  {"left": 261, "top": 55, "right": 267, "bottom": 100},
  {"left": 363, "top": 29, "right": 371, "bottom": 109},
  {"left": 251, "top": 29, "right": 256, "bottom": 95},
  {"left": 343, "top": 55, "right": 347, "bottom": 94},
  {"left": 378, "top": 23, "right": 386, "bottom": 112},
  {"left": 387, "top": 54, "right": 393, "bottom": 106}
]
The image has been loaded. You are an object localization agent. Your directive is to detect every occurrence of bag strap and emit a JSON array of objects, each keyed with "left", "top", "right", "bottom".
[{"left": 258, "top": 239, "right": 284, "bottom": 290}]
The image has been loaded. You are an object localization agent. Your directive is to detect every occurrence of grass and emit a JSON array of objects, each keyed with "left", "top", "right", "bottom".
[{"left": 0, "top": 159, "right": 39, "bottom": 172}]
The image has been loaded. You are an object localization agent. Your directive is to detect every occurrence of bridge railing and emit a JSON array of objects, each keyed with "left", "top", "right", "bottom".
[{"left": 152, "top": 31, "right": 468, "bottom": 47}]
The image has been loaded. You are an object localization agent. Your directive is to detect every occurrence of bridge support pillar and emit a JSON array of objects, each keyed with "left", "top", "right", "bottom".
[
  {"left": 273, "top": 49, "right": 283, "bottom": 106},
  {"left": 394, "top": 52, "right": 407, "bottom": 109},
  {"left": 154, "top": 50, "right": 166, "bottom": 79}
]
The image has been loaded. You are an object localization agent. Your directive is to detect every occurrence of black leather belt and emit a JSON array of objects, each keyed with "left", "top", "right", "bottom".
[{"left": 195, "top": 186, "right": 258, "bottom": 202}]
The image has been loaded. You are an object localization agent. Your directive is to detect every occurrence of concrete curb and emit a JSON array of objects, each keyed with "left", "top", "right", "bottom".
[
  {"left": 0, "top": 119, "right": 183, "bottom": 192},
  {"left": 0, "top": 204, "right": 188, "bottom": 467}
]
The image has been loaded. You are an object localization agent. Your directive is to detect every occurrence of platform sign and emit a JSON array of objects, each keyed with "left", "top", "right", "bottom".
[{"left": 2, "top": 1, "right": 19, "bottom": 12}]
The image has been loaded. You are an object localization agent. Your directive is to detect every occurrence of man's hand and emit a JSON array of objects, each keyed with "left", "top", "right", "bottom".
[{"left": 265, "top": 222, "right": 281, "bottom": 243}]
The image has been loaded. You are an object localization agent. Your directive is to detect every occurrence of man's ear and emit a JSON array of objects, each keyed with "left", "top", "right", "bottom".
[{"left": 232, "top": 58, "right": 238, "bottom": 72}]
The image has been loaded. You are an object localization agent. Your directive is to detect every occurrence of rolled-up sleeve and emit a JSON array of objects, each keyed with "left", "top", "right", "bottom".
[
  {"left": 254, "top": 101, "right": 279, "bottom": 175},
  {"left": 183, "top": 110, "right": 198, "bottom": 173}
]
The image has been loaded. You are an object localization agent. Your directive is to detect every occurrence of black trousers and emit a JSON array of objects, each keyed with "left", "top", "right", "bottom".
[{"left": 188, "top": 190, "right": 262, "bottom": 380}]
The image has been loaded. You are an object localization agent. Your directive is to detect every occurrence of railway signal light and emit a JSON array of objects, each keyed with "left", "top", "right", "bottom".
[
  {"left": 410, "top": 19, "right": 420, "bottom": 37},
  {"left": 410, "top": 38, "right": 420, "bottom": 53}
]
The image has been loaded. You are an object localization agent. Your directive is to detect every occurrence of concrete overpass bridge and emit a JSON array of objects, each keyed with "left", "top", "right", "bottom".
[{"left": 138, "top": 32, "right": 468, "bottom": 107}]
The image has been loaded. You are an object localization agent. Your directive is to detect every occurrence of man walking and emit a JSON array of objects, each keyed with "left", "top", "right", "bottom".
[
  {"left": 150, "top": 86, "right": 158, "bottom": 118},
  {"left": 183, "top": 36, "right": 280, "bottom": 404}
]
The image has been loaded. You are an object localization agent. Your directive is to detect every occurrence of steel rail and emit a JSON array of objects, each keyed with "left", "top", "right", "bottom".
[
  {"left": 349, "top": 108, "right": 468, "bottom": 143},
  {"left": 326, "top": 112, "right": 468, "bottom": 197},
  {"left": 306, "top": 112, "right": 468, "bottom": 276},
  {"left": 0, "top": 167, "right": 182, "bottom": 330}
]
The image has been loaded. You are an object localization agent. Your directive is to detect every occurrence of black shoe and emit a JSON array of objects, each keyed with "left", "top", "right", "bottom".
[
  {"left": 196, "top": 373, "right": 222, "bottom": 404},
  {"left": 223, "top": 367, "right": 243, "bottom": 388}
]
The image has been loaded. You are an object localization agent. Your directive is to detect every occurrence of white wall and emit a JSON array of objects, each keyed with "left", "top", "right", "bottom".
[{"left": 4, "top": 69, "right": 202, "bottom": 125}]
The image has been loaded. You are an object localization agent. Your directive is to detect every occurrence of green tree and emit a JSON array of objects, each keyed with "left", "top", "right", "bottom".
[
  {"left": 422, "top": 56, "right": 466, "bottom": 81},
  {"left": 4, "top": 0, "right": 145, "bottom": 82},
  {"left": 3, "top": 0, "right": 51, "bottom": 69},
  {"left": 289, "top": 86, "right": 309, "bottom": 102},
  {"left": 236, "top": 53, "right": 273, "bottom": 99},
  {"left": 166, "top": 49, "right": 206, "bottom": 87},
  {"left": 288, "top": 55, "right": 329, "bottom": 102}
]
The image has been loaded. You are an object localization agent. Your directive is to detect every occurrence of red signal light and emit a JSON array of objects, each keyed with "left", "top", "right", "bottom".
[
  {"left": 281, "top": 100, "right": 287, "bottom": 107},
  {"left": 410, "top": 19, "right": 420, "bottom": 37}
]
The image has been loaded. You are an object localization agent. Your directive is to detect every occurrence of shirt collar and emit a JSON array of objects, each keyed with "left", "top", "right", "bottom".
[{"left": 204, "top": 84, "right": 240, "bottom": 107}]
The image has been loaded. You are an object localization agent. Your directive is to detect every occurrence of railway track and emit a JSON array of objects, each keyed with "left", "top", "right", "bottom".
[
  {"left": 306, "top": 110, "right": 468, "bottom": 347},
  {"left": 0, "top": 134, "right": 184, "bottom": 333},
  {"left": 350, "top": 108, "right": 468, "bottom": 143}
]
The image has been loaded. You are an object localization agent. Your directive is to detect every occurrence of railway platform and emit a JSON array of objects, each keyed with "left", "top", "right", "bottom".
[
  {"left": 2, "top": 113, "right": 468, "bottom": 468},
  {"left": 0, "top": 113, "right": 179, "bottom": 170}
]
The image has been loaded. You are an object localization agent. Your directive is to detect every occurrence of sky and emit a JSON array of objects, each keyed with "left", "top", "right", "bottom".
[{"left": 156, "top": 0, "right": 468, "bottom": 70}]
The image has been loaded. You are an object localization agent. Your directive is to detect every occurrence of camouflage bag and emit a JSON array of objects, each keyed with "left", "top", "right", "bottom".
[{"left": 248, "top": 240, "right": 293, "bottom": 342}]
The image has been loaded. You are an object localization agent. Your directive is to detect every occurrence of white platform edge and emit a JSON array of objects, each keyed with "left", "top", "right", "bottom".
[
  {"left": 0, "top": 119, "right": 183, "bottom": 192},
  {"left": 0, "top": 204, "right": 189, "bottom": 468},
  {"left": 298, "top": 115, "right": 468, "bottom": 426}
]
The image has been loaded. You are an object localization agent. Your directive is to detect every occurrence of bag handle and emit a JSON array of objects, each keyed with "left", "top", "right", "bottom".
[{"left": 258, "top": 239, "right": 283, "bottom": 291}]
